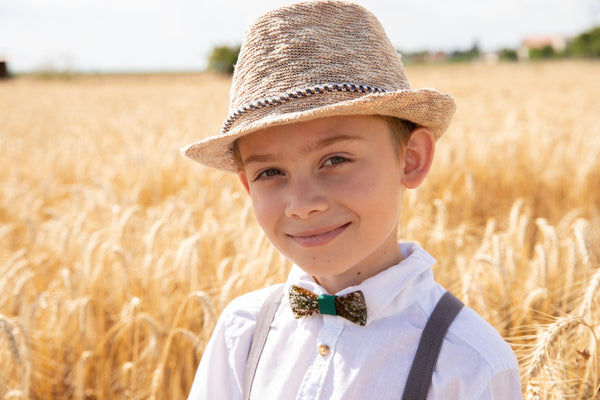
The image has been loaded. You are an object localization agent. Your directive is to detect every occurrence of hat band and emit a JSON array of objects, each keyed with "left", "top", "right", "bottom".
[{"left": 222, "top": 83, "right": 388, "bottom": 134}]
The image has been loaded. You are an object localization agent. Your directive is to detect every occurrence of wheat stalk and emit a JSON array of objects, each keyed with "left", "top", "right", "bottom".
[
  {"left": 524, "top": 379, "right": 542, "bottom": 400},
  {"left": 3, "top": 390, "right": 25, "bottom": 400},
  {"left": 573, "top": 218, "right": 592, "bottom": 269},
  {"left": 73, "top": 350, "right": 94, "bottom": 400},
  {"left": 508, "top": 198, "right": 525, "bottom": 236},
  {"left": 535, "top": 218, "right": 559, "bottom": 279},
  {"left": 533, "top": 244, "right": 548, "bottom": 290},
  {"left": 432, "top": 198, "right": 447, "bottom": 242},
  {"left": 525, "top": 315, "right": 584, "bottom": 380},
  {"left": 514, "top": 288, "right": 548, "bottom": 329},
  {"left": 10, "top": 270, "right": 35, "bottom": 314},
  {"left": 0, "top": 315, "right": 31, "bottom": 397},
  {"left": 580, "top": 268, "right": 600, "bottom": 323},
  {"left": 0, "top": 224, "right": 15, "bottom": 247},
  {"left": 145, "top": 218, "right": 167, "bottom": 254},
  {"left": 562, "top": 237, "right": 578, "bottom": 312},
  {"left": 114, "top": 205, "right": 142, "bottom": 244}
]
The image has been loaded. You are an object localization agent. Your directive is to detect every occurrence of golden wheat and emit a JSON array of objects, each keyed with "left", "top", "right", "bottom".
[{"left": 1, "top": 63, "right": 599, "bottom": 398}]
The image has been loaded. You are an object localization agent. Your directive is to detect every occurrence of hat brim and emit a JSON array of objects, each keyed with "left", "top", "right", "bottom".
[{"left": 181, "top": 88, "right": 456, "bottom": 172}]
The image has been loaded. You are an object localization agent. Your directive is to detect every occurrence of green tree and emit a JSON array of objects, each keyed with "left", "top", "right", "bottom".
[
  {"left": 498, "top": 48, "right": 518, "bottom": 62},
  {"left": 530, "top": 45, "right": 557, "bottom": 60},
  {"left": 449, "top": 42, "right": 480, "bottom": 62},
  {"left": 208, "top": 45, "right": 241, "bottom": 74},
  {"left": 568, "top": 26, "right": 600, "bottom": 57}
]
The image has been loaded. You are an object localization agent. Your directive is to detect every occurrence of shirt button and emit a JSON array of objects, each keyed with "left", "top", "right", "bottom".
[{"left": 318, "top": 344, "right": 330, "bottom": 357}]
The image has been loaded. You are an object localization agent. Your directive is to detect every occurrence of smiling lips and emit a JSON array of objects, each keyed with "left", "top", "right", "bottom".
[{"left": 288, "top": 223, "right": 350, "bottom": 247}]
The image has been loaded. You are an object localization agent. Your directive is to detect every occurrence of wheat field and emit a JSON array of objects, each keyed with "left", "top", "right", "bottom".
[{"left": 0, "top": 61, "right": 599, "bottom": 399}]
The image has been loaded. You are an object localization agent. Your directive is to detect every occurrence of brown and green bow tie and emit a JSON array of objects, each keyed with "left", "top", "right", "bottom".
[{"left": 288, "top": 285, "right": 367, "bottom": 326}]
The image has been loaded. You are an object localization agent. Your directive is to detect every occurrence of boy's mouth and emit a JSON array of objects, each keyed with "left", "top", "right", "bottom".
[{"left": 287, "top": 222, "right": 350, "bottom": 247}]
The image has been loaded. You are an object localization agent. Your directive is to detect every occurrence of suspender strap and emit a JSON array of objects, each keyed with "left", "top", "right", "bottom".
[
  {"left": 242, "top": 285, "right": 284, "bottom": 400},
  {"left": 401, "top": 291, "right": 464, "bottom": 400}
]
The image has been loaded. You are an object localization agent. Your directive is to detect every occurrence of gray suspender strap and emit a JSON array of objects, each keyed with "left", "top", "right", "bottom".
[
  {"left": 401, "top": 290, "right": 464, "bottom": 400},
  {"left": 242, "top": 285, "right": 284, "bottom": 400}
]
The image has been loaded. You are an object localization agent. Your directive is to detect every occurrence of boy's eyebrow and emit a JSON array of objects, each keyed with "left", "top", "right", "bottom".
[
  {"left": 242, "top": 134, "right": 364, "bottom": 166},
  {"left": 310, "top": 134, "right": 364, "bottom": 151}
]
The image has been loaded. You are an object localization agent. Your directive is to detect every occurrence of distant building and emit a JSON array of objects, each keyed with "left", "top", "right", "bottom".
[
  {"left": 404, "top": 51, "right": 449, "bottom": 64},
  {"left": 423, "top": 51, "right": 449, "bottom": 63},
  {"left": 518, "top": 35, "right": 569, "bottom": 61},
  {"left": 482, "top": 51, "right": 499, "bottom": 65}
]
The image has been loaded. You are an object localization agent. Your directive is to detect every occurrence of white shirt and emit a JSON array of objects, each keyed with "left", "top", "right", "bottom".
[{"left": 188, "top": 243, "right": 522, "bottom": 400}]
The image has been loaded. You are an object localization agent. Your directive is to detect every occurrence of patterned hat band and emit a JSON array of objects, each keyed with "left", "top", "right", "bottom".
[{"left": 223, "top": 83, "right": 388, "bottom": 134}]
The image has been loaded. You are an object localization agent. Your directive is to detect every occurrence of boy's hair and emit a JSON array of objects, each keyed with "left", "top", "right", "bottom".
[
  {"left": 232, "top": 116, "right": 417, "bottom": 170},
  {"left": 381, "top": 116, "right": 417, "bottom": 151}
]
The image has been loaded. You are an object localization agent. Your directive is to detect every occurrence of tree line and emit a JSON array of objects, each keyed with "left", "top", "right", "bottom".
[{"left": 208, "top": 25, "right": 600, "bottom": 73}]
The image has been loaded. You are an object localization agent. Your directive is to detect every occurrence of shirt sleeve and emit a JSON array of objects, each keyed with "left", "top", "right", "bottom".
[
  {"left": 186, "top": 288, "right": 273, "bottom": 400},
  {"left": 476, "top": 369, "right": 523, "bottom": 400}
]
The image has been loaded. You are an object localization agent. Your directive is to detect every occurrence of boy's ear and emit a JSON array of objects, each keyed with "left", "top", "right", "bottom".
[
  {"left": 238, "top": 171, "right": 251, "bottom": 194},
  {"left": 400, "top": 127, "right": 435, "bottom": 189}
]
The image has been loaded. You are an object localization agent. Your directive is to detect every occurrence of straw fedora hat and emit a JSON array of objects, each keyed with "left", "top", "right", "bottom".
[{"left": 182, "top": 0, "right": 456, "bottom": 172}]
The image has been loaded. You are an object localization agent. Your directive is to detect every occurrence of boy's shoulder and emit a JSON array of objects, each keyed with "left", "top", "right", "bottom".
[
  {"left": 427, "top": 299, "right": 521, "bottom": 397},
  {"left": 220, "top": 283, "right": 284, "bottom": 324},
  {"left": 449, "top": 305, "right": 517, "bottom": 369}
]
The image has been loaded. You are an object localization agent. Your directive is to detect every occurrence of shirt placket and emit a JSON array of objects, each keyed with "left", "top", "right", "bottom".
[{"left": 296, "top": 316, "right": 344, "bottom": 400}]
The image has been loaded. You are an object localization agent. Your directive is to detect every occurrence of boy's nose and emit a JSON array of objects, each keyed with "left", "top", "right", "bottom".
[{"left": 284, "top": 177, "right": 329, "bottom": 219}]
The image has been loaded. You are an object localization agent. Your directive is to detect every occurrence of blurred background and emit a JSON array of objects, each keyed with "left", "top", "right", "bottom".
[
  {"left": 1, "top": 0, "right": 600, "bottom": 74},
  {"left": 1, "top": 1, "right": 600, "bottom": 399}
]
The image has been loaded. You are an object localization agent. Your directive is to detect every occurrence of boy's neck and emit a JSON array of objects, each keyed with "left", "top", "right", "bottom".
[{"left": 312, "top": 250, "right": 404, "bottom": 294}]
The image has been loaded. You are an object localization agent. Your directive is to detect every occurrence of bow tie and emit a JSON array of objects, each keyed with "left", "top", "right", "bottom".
[{"left": 288, "top": 285, "right": 367, "bottom": 326}]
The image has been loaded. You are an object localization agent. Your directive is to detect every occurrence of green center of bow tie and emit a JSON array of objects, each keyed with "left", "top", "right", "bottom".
[
  {"left": 288, "top": 285, "right": 367, "bottom": 326},
  {"left": 317, "top": 294, "right": 337, "bottom": 315}
]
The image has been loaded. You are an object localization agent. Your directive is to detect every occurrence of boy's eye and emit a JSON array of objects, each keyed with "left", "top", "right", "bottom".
[
  {"left": 323, "top": 156, "right": 348, "bottom": 166},
  {"left": 256, "top": 168, "right": 283, "bottom": 180}
]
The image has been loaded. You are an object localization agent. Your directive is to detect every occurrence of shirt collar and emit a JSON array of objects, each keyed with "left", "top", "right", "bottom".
[{"left": 285, "top": 242, "right": 437, "bottom": 325}]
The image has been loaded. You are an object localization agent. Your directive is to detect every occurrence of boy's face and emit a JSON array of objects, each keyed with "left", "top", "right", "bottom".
[{"left": 236, "top": 115, "right": 409, "bottom": 293}]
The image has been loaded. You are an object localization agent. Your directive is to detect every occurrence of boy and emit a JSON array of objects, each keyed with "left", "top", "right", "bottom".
[{"left": 182, "top": 1, "right": 522, "bottom": 399}]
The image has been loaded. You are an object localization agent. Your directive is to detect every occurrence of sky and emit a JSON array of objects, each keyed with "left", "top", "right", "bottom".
[{"left": 1, "top": 0, "right": 599, "bottom": 73}]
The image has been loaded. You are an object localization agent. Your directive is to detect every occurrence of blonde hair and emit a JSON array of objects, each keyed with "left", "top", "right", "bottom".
[{"left": 380, "top": 115, "right": 417, "bottom": 151}]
